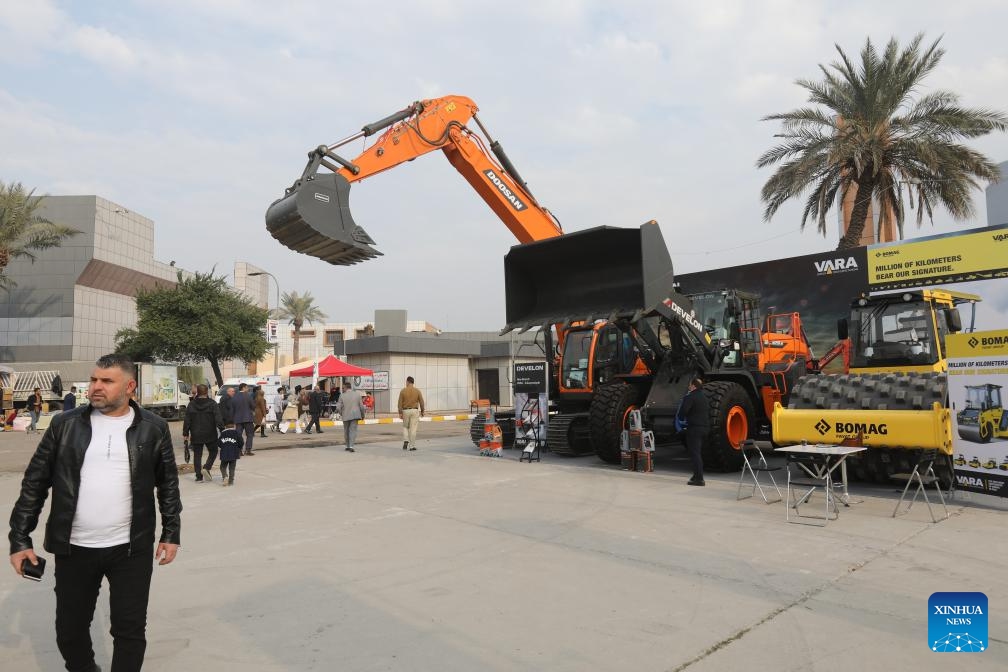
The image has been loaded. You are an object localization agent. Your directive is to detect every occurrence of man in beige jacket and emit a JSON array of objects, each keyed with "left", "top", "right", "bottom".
[{"left": 397, "top": 376, "right": 425, "bottom": 451}]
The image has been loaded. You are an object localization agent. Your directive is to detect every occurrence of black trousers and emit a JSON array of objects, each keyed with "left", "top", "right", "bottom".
[
  {"left": 237, "top": 422, "right": 255, "bottom": 453},
  {"left": 220, "top": 459, "right": 236, "bottom": 483},
  {"left": 307, "top": 412, "right": 322, "bottom": 432},
  {"left": 55, "top": 543, "right": 153, "bottom": 672},
  {"left": 685, "top": 428, "right": 705, "bottom": 479},
  {"left": 191, "top": 442, "right": 217, "bottom": 478}
]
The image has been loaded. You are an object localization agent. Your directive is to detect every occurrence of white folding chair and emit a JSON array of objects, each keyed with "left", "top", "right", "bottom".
[
  {"left": 892, "top": 449, "right": 949, "bottom": 523},
  {"left": 737, "top": 440, "right": 782, "bottom": 504}
]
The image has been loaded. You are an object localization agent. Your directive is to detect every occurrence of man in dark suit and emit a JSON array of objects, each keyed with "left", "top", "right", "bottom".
[{"left": 678, "top": 377, "right": 709, "bottom": 486}]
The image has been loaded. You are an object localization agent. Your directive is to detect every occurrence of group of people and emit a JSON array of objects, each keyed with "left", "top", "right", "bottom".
[
  {"left": 6, "top": 354, "right": 432, "bottom": 671},
  {"left": 291, "top": 381, "right": 370, "bottom": 451},
  {"left": 183, "top": 383, "right": 257, "bottom": 486}
]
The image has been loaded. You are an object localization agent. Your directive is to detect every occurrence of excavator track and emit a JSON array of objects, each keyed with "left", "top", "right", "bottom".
[
  {"left": 546, "top": 413, "right": 593, "bottom": 456},
  {"left": 787, "top": 372, "right": 954, "bottom": 488}
]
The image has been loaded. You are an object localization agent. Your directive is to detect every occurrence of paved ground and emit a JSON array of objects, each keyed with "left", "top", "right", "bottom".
[{"left": 1, "top": 420, "right": 1006, "bottom": 671}]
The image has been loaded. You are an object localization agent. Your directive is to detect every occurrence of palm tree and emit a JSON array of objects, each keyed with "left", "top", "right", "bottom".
[
  {"left": 274, "top": 290, "right": 327, "bottom": 364},
  {"left": 0, "top": 181, "right": 80, "bottom": 289},
  {"left": 758, "top": 34, "right": 1007, "bottom": 250}
]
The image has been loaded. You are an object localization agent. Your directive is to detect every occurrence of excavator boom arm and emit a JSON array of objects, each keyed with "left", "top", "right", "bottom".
[{"left": 266, "top": 95, "right": 562, "bottom": 265}]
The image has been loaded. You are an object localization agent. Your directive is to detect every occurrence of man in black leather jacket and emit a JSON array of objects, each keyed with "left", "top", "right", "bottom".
[{"left": 8, "top": 353, "right": 181, "bottom": 672}]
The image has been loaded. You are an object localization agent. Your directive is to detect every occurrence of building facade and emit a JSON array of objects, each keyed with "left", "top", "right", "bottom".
[{"left": 1, "top": 196, "right": 182, "bottom": 379}]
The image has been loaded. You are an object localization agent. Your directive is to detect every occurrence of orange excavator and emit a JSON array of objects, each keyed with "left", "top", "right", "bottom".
[{"left": 266, "top": 95, "right": 816, "bottom": 469}]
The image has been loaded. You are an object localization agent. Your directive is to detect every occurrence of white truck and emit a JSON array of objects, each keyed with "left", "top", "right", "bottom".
[{"left": 136, "top": 363, "right": 191, "bottom": 420}]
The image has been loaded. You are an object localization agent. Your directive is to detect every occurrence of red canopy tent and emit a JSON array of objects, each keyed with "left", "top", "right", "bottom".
[{"left": 287, "top": 354, "right": 373, "bottom": 378}]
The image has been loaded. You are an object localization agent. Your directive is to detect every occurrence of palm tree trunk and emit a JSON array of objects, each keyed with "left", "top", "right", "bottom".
[
  {"left": 838, "top": 171, "right": 875, "bottom": 250},
  {"left": 292, "top": 319, "right": 302, "bottom": 363}
]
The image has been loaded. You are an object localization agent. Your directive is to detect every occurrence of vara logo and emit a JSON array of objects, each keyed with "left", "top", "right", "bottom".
[
  {"left": 993, "top": 232, "right": 1008, "bottom": 242},
  {"left": 814, "top": 256, "right": 859, "bottom": 275},
  {"left": 815, "top": 419, "right": 831, "bottom": 435},
  {"left": 483, "top": 169, "right": 527, "bottom": 211},
  {"left": 968, "top": 337, "right": 980, "bottom": 348},
  {"left": 929, "top": 592, "right": 987, "bottom": 652}
]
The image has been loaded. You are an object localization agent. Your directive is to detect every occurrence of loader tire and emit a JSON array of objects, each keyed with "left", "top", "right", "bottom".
[
  {"left": 787, "top": 372, "right": 949, "bottom": 483},
  {"left": 589, "top": 382, "right": 639, "bottom": 465},
  {"left": 546, "top": 414, "right": 593, "bottom": 456},
  {"left": 701, "top": 381, "right": 753, "bottom": 472}
]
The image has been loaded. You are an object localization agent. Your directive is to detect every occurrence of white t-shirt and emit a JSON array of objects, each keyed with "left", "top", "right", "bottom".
[{"left": 70, "top": 408, "right": 135, "bottom": 548}]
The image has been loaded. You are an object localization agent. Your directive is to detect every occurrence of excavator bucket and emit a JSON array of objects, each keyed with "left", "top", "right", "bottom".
[
  {"left": 265, "top": 173, "right": 381, "bottom": 266},
  {"left": 503, "top": 222, "right": 676, "bottom": 332}
]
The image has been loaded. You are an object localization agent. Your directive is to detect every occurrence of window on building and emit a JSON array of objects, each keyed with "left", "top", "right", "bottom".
[{"left": 324, "top": 329, "right": 345, "bottom": 347}]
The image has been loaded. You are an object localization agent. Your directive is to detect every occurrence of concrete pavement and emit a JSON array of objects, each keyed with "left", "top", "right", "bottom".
[{"left": 1, "top": 429, "right": 1006, "bottom": 671}]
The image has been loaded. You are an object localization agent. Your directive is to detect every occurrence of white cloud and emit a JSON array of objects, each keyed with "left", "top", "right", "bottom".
[{"left": 1, "top": 1, "right": 1007, "bottom": 329}]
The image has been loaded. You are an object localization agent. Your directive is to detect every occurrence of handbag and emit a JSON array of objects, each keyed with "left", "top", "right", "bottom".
[{"left": 184, "top": 439, "right": 191, "bottom": 464}]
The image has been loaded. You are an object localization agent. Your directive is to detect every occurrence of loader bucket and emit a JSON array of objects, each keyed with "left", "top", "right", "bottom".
[
  {"left": 503, "top": 222, "right": 675, "bottom": 332},
  {"left": 265, "top": 172, "right": 381, "bottom": 266}
]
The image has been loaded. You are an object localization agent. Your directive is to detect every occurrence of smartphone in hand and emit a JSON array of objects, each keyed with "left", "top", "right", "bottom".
[{"left": 21, "top": 556, "right": 46, "bottom": 581}]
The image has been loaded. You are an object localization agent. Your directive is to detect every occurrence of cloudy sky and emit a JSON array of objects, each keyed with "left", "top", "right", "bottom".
[{"left": 2, "top": 1, "right": 1007, "bottom": 330}]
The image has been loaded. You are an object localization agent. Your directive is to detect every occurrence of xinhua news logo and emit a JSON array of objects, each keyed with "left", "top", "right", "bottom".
[{"left": 929, "top": 592, "right": 987, "bottom": 652}]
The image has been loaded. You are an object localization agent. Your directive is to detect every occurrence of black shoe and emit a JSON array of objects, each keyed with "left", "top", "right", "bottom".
[
  {"left": 305, "top": 430, "right": 312, "bottom": 434},
  {"left": 345, "top": 447, "right": 355, "bottom": 452},
  {"left": 409, "top": 447, "right": 417, "bottom": 451},
  {"left": 687, "top": 478, "right": 705, "bottom": 486}
]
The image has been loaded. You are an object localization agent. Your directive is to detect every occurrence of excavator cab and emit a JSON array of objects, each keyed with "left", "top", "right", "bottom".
[{"left": 557, "top": 322, "right": 645, "bottom": 395}]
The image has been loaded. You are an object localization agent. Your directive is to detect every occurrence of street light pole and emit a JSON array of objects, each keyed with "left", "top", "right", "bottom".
[{"left": 249, "top": 271, "right": 281, "bottom": 375}]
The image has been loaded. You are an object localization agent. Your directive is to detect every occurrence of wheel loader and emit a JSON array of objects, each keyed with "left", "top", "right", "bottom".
[
  {"left": 957, "top": 384, "right": 1008, "bottom": 443},
  {"left": 772, "top": 288, "right": 981, "bottom": 487}
]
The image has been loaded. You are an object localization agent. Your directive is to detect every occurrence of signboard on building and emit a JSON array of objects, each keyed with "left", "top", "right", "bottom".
[
  {"left": 868, "top": 224, "right": 1008, "bottom": 291},
  {"left": 263, "top": 319, "right": 279, "bottom": 344},
  {"left": 947, "top": 329, "right": 1008, "bottom": 497},
  {"left": 352, "top": 371, "right": 389, "bottom": 390},
  {"left": 514, "top": 361, "right": 548, "bottom": 393}
]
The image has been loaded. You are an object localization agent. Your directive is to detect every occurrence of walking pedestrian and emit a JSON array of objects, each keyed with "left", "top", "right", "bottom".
[
  {"left": 219, "top": 386, "right": 235, "bottom": 425},
  {"left": 397, "top": 376, "right": 425, "bottom": 451},
  {"left": 678, "top": 377, "right": 710, "bottom": 486},
  {"left": 8, "top": 353, "right": 181, "bottom": 672},
  {"left": 63, "top": 386, "right": 77, "bottom": 412},
  {"left": 217, "top": 423, "right": 243, "bottom": 486},
  {"left": 231, "top": 383, "right": 256, "bottom": 455},
  {"left": 182, "top": 384, "right": 223, "bottom": 483},
  {"left": 305, "top": 383, "right": 325, "bottom": 434},
  {"left": 335, "top": 382, "right": 366, "bottom": 452},
  {"left": 26, "top": 386, "right": 43, "bottom": 433},
  {"left": 270, "top": 386, "right": 286, "bottom": 432},
  {"left": 254, "top": 387, "right": 268, "bottom": 438}
]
